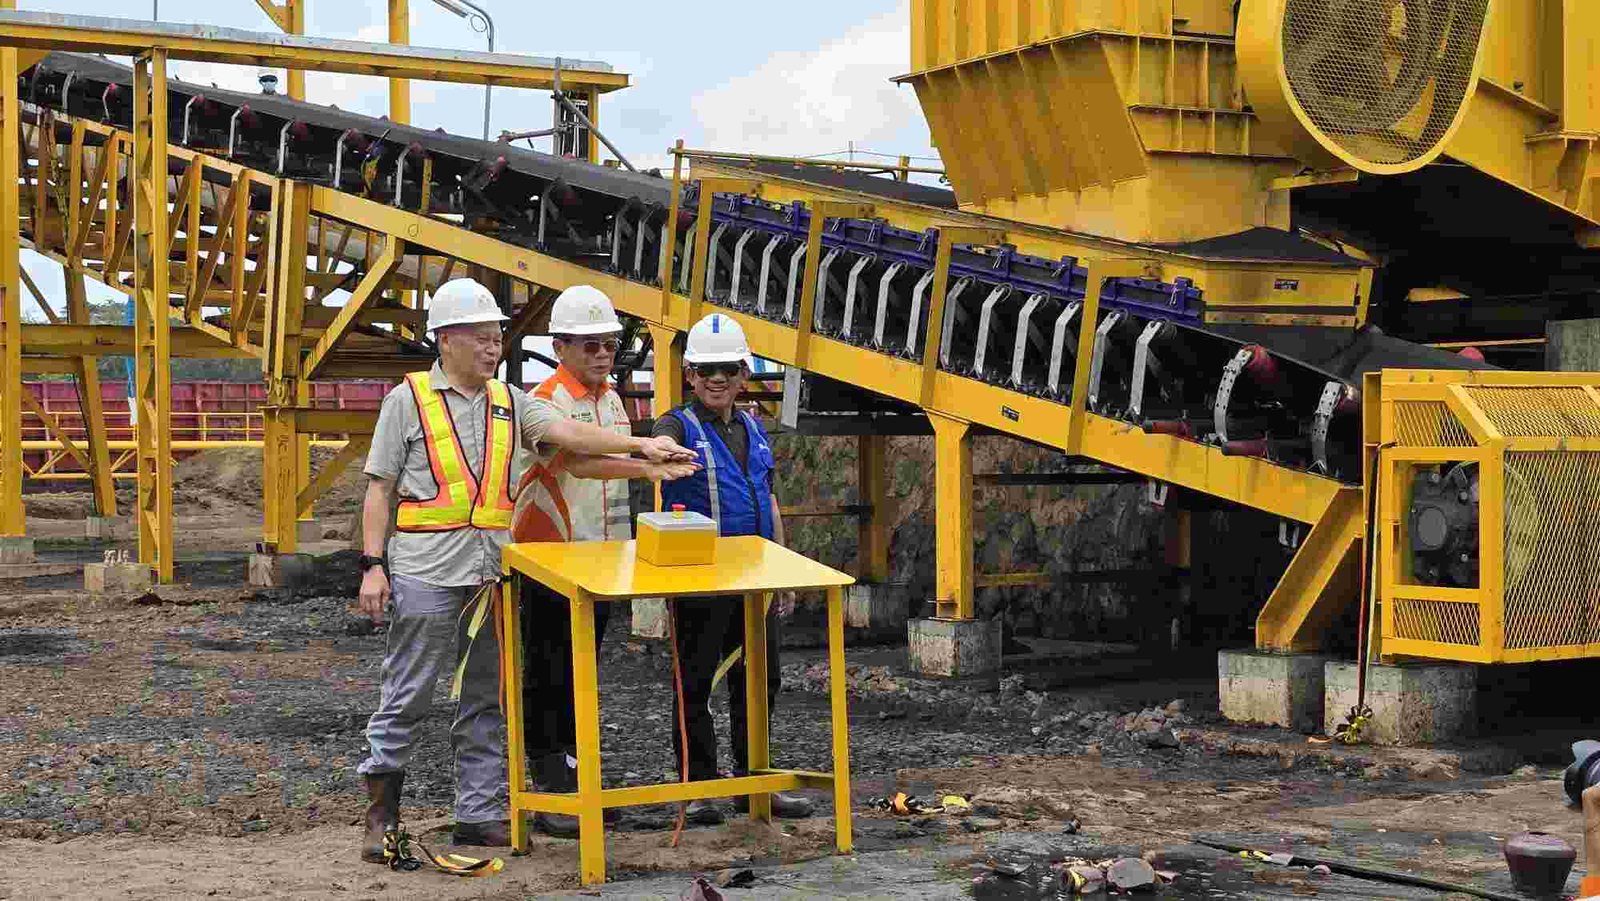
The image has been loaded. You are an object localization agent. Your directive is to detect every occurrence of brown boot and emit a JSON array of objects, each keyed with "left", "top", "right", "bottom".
[
  {"left": 452, "top": 819, "right": 510, "bottom": 847},
  {"left": 360, "top": 772, "right": 404, "bottom": 864}
]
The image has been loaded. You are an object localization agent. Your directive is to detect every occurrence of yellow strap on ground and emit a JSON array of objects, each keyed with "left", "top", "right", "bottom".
[
  {"left": 449, "top": 583, "right": 498, "bottom": 701},
  {"left": 708, "top": 593, "right": 772, "bottom": 694}
]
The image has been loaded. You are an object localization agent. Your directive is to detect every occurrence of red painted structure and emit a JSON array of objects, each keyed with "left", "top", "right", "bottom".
[{"left": 21, "top": 380, "right": 390, "bottom": 475}]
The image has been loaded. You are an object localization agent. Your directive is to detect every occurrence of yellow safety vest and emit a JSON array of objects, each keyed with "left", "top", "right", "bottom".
[{"left": 395, "top": 371, "right": 517, "bottom": 533}]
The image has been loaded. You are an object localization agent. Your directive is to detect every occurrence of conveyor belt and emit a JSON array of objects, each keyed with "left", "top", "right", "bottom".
[{"left": 18, "top": 51, "right": 1489, "bottom": 504}]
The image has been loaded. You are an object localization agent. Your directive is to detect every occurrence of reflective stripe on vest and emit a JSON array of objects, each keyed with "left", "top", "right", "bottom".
[{"left": 395, "top": 371, "right": 518, "bottom": 533}]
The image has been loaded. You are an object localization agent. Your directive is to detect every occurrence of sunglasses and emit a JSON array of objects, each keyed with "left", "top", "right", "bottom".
[
  {"left": 691, "top": 362, "right": 743, "bottom": 378},
  {"left": 556, "top": 336, "right": 621, "bottom": 355}
]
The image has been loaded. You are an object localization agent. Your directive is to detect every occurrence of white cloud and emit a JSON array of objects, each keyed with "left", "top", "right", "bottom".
[{"left": 688, "top": 0, "right": 924, "bottom": 159}]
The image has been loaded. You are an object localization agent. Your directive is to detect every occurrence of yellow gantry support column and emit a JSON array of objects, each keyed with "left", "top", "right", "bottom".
[
  {"left": 132, "top": 48, "right": 174, "bottom": 580},
  {"left": 0, "top": 18, "right": 22, "bottom": 539},
  {"left": 284, "top": 0, "right": 305, "bottom": 101},
  {"left": 262, "top": 180, "right": 312, "bottom": 554},
  {"left": 856, "top": 435, "right": 890, "bottom": 582},
  {"left": 649, "top": 322, "right": 682, "bottom": 511},
  {"left": 389, "top": 0, "right": 410, "bottom": 124},
  {"left": 929, "top": 413, "right": 973, "bottom": 620},
  {"left": 66, "top": 271, "right": 116, "bottom": 517}
]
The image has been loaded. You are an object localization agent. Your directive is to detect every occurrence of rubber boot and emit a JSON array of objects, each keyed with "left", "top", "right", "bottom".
[{"left": 360, "top": 772, "right": 403, "bottom": 864}]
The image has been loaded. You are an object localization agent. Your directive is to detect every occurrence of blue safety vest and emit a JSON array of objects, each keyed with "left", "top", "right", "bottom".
[{"left": 660, "top": 406, "right": 775, "bottom": 539}]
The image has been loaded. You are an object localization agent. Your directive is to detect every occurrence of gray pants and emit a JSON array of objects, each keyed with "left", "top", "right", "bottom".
[{"left": 357, "top": 573, "right": 506, "bottom": 824}]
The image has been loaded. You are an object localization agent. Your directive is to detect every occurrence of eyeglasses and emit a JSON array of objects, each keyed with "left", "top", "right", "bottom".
[
  {"left": 556, "top": 336, "right": 621, "bottom": 355},
  {"left": 691, "top": 362, "right": 743, "bottom": 378}
]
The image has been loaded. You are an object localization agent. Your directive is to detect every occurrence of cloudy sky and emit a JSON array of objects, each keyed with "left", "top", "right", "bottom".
[{"left": 19, "top": 0, "right": 939, "bottom": 324}]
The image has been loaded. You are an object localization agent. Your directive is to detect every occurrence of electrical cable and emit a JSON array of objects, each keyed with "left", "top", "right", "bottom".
[{"left": 667, "top": 598, "right": 689, "bottom": 847}]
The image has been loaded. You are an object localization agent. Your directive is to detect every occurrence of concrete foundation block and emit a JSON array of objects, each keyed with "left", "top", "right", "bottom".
[
  {"left": 0, "top": 536, "right": 36, "bottom": 564},
  {"left": 907, "top": 618, "right": 1002, "bottom": 677},
  {"left": 296, "top": 518, "right": 325, "bottom": 545},
  {"left": 1218, "top": 649, "right": 1330, "bottom": 733},
  {"left": 1324, "top": 661, "right": 1477, "bottom": 746},
  {"left": 846, "top": 583, "right": 909, "bottom": 630},
  {"left": 631, "top": 597, "right": 669, "bottom": 639},
  {"left": 85, "top": 562, "right": 154, "bottom": 594},
  {"left": 247, "top": 552, "right": 315, "bottom": 588},
  {"left": 0, "top": 561, "right": 80, "bottom": 580}
]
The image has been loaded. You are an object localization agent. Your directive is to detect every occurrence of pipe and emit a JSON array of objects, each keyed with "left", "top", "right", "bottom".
[
  {"left": 431, "top": 0, "right": 495, "bottom": 140},
  {"left": 181, "top": 94, "right": 203, "bottom": 146},
  {"left": 393, "top": 142, "right": 412, "bottom": 206},
  {"left": 227, "top": 106, "right": 248, "bottom": 158},
  {"left": 552, "top": 88, "right": 636, "bottom": 172}
]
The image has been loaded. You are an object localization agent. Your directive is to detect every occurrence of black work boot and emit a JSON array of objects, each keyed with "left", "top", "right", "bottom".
[
  {"left": 360, "top": 772, "right": 404, "bottom": 863},
  {"left": 531, "top": 750, "right": 616, "bottom": 836}
]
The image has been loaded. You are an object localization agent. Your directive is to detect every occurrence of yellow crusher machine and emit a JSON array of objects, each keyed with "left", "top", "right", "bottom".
[{"left": 4, "top": 2, "right": 1600, "bottom": 676}]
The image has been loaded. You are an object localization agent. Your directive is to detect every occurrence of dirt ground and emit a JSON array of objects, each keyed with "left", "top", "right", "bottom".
[{"left": 3, "top": 461, "right": 1597, "bottom": 899}]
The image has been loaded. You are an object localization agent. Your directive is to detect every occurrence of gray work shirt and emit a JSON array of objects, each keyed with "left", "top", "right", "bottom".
[{"left": 364, "top": 362, "right": 560, "bottom": 587}]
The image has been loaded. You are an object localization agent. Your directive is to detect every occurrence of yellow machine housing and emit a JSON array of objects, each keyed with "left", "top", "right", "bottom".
[
  {"left": 1371, "top": 370, "right": 1600, "bottom": 663},
  {"left": 904, "top": 0, "right": 1600, "bottom": 246}
]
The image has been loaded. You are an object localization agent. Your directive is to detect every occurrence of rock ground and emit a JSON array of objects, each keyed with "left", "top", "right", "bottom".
[{"left": 3, "top": 449, "right": 1596, "bottom": 898}]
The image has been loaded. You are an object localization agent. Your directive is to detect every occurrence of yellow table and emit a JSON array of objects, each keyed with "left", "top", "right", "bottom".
[{"left": 499, "top": 536, "right": 856, "bottom": 885}]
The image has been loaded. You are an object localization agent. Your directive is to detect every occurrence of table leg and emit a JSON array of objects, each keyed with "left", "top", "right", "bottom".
[
  {"left": 744, "top": 591, "right": 771, "bottom": 823},
  {"left": 500, "top": 579, "right": 529, "bottom": 853},
  {"left": 570, "top": 590, "right": 606, "bottom": 885},
  {"left": 827, "top": 586, "right": 853, "bottom": 853}
]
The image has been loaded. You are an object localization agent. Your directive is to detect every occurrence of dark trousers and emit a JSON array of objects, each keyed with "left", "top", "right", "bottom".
[
  {"left": 669, "top": 595, "right": 782, "bottom": 783},
  {"left": 520, "top": 579, "right": 611, "bottom": 778}
]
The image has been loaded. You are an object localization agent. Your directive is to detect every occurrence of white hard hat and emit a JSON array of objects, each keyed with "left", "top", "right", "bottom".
[
  {"left": 427, "top": 278, "right": 507, "bottom": 335},
  {"left": 684, "top": 313, "right": 750, "bottom": 365},
  {"left": 549, "top": 285, "right": 622, "bottom": 336}
]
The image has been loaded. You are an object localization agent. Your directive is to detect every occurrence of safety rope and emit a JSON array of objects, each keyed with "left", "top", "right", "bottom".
[
  {"left": 383, "top": 823, "right": 504, "bottom": 877},
  {"left": 449, "top": 581, "right": 500, "bottom": 701}
]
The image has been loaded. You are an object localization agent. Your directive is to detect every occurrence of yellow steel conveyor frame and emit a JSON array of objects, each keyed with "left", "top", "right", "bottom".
[
  {"left": 0, "top": 13, "right": 1353, "bottom": 650},
  {"left": 7, "top": 12, "right": 1588, "bottom": 669}
]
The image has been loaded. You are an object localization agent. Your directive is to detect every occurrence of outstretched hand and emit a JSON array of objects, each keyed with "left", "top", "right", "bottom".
[
  {"left": 647, "top": 460, "right": 701, "bottom": 482},
  {"left": 639, "top": 434, "right": 697, "bottom": 463}
]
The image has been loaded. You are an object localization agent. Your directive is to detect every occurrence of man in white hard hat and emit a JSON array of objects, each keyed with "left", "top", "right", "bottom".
[
  {"left": 511, "top": 284, "right": 677, "bottom": 837},
  {"left": 653, "top": 312, "right": 814, "bottom": 823},
  {"left": 353, "top": 278, "right": 695, "bottom": 862}
]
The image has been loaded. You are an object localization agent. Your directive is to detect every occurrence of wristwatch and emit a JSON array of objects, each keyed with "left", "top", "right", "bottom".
[{"left": 359, "top": 554, "right": 387, "bottom": 575}]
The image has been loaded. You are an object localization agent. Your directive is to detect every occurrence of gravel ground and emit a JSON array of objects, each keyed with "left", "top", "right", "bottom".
[{"left": 2, "top": 539, "right": 1596, "bottom": 898}]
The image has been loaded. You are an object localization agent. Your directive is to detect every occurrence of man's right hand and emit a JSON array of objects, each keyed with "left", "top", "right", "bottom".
[
  {"left": 638, "top": 434, "right": 697, "bottom": 463},
  {"left": 359, "top": 567, "right": 391, "bottom": 624}
]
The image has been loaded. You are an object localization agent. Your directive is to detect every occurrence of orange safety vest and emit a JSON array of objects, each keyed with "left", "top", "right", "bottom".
[{"left": 395, "top": 371, "right": 518, "bottom": 533}]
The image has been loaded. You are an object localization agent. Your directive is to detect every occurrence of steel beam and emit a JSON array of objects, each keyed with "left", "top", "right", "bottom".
[
  {"left": 389, "top": 0, "right": 410, "bottom": 123},
  {"left": 21, "top": 324, "right": 255, "bottom": 358},
  {"left": 1255, "top": 487, "right": 1363, "bottom": 651},
  {"left": 65, "top": 270, "right": 115, "bottom": 516},
  {"left": 132, "top": 48, "right": 174, "bottom": 580},
  {"left": 262, "top": 180, "right": 312, "bottom": 553},
  {"left": 0, "top": 21, "right": 21, "bottom": 538},
  {"left": 856, "top": 435, "right": 890, "bottom": 582},
  {"left": 302, "top": 236, "right": 401, "bottom": 379},
  {"left": 0, "top": 12, "right": 628, "bottom": 93},
  {"left": 929, "top": 412, "right": 973, "bottom": 620}
]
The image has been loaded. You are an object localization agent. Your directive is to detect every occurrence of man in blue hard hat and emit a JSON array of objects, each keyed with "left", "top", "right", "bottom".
[{"left": 652, "top": 312, "right": 813, "bottom": 824}]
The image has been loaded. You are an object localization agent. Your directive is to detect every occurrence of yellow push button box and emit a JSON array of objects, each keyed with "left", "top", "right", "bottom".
[{"left": 635, "top": 506, "right": 717, "bottom": 566}]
